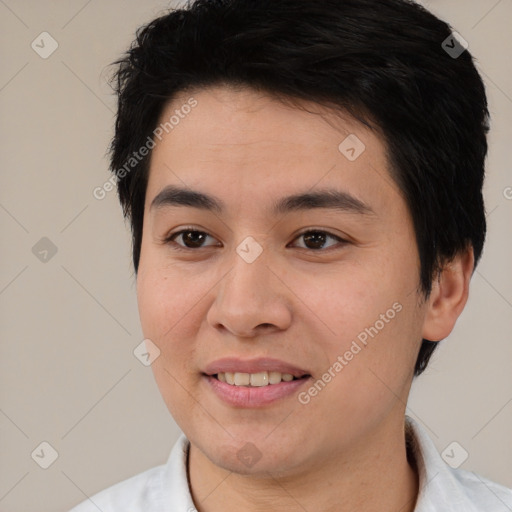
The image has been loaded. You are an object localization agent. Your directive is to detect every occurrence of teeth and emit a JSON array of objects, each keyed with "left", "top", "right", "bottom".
[
  {"left": 250, "top": 372, "right": 268, "bottom": 387},
  {"left": 234, "top": 372, "right": 250, "bottom": 386},
  {"left": 268, "top": 371, "right": 282, "bottom": 384},
  {"left": 216, "top": 371, "right": 299, "bottom": 387}
]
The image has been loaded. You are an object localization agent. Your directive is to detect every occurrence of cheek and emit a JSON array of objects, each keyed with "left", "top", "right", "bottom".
[
  {"left": 137, "top": 264, "right": 210, "bottom": 341},
  {"left": 328, "top": 296, "right": 422, "bottom": 416},
  {"left": 136, "top": 265, "right": 207, "bottom": 425},
  {"left": 136, "top": 266, "right": 207, "bottom": 402},
  {"left": 294, "top": 261, "right": 421, "bottom": 403},
  {"left": 286, "top": 261, "right": 399, "bottom": 342}
]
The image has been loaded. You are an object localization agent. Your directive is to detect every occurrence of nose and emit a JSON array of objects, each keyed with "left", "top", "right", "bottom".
[{"left": 206, "top": 245, "right": 293, "bottom": 338}]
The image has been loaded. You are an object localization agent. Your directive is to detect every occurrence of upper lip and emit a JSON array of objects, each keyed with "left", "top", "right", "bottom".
[{"left": 203, "top": 357, "right": 310, "bottom": 378}]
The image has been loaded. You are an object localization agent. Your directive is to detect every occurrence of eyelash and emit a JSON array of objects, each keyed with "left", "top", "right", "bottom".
[{"left": 164, "top": 227, "right": 347, "bottom": 253}]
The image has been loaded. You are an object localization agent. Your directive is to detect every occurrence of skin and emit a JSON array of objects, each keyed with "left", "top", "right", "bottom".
[{"left": 136, "top": 85, "right": 473, "bottom": 512}]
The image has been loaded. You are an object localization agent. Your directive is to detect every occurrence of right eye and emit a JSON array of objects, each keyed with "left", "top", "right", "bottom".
[{"left": 165, "top": 228, "right": 221, "bottom": 250}]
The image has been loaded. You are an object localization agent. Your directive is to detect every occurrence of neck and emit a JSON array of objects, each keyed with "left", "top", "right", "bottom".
[{"left": 187, "top": 416, "right": 419, "bottom": 512}]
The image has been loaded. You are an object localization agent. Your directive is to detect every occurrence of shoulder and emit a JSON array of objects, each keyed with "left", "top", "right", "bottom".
[
  {"left": 448, "top": 466, "right": 512, "bottom": 511},
  {"left": 68, "top": 433, "right": 193, "bottom": 512},
  {"left": 405, "top": 416, "right": 512, "bottom": 511},
  {"left": 68, "top": 463, "right": 167, "bottom": 512}
]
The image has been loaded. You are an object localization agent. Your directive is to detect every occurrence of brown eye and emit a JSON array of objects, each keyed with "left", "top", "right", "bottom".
[
  {"left": 291, "top": 230, "right": 345, "bottom": 251},
  {"left": 167, "top": 229, "right": 219, "bottom": 249}
]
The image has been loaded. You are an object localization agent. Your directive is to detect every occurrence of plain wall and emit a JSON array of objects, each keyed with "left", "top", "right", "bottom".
[{"left": 0, "top": 1, "right": 511, "bottom": 511}]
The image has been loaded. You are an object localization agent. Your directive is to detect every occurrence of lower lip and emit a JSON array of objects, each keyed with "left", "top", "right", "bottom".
[{"left": 204, "top": 375, "right": 311, "bottom": 407}]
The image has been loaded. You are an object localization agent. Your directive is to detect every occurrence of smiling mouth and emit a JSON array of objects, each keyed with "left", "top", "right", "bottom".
[{"left": 212, "top": 371, "right": 311, "bottom": 387}]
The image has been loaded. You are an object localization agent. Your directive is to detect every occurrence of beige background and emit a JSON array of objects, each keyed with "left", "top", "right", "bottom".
[{"left": 0, "top": 1, "right": 511, "bottom": 511}]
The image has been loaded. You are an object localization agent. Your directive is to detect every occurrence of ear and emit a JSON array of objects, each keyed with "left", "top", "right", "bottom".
[{"left": 422, "top": 246, "right": 474, "bottom": 342}]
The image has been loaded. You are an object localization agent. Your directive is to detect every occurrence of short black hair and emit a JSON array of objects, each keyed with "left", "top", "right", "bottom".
[{"left": 109, "top": 0, "right": 490, "bottom": 377}]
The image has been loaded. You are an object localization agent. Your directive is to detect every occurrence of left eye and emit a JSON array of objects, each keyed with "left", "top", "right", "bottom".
[
  {"left": 290, "top": 230, "right": 344, "bottom": 251},
  {"left": 165, "top": 229, "right": 345, "bottom": 251}
]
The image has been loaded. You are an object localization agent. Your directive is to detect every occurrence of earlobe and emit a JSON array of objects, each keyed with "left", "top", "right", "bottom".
[{"left": 421, "top": 246, "right": 475, "bottom": 342}]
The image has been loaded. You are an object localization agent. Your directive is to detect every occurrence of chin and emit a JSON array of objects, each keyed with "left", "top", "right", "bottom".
[{"left": 195, "top": 427, "right": 311, "bottom": 477}]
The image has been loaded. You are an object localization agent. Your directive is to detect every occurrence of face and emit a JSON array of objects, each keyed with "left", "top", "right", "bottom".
[{"left": 137, "top": 85, "right": 427, "bottom": 476}]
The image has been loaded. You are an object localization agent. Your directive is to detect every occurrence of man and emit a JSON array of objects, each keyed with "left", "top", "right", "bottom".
[{"left": 72, "top": 0, "right": 512, "bottom": 510}]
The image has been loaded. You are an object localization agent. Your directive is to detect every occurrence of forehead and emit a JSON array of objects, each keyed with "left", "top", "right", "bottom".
[{"left": 146, "top": 85, "right": 400, "bottom": 215}]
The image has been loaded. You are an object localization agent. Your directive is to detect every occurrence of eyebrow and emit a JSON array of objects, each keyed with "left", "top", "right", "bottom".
[{"left": 150, "top": 185, "right": 375, "bottom": 216}]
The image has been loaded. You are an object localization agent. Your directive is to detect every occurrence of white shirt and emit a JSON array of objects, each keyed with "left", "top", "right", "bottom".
[{"left": 69, "top": 415, "right": 512, "bottom": 511}]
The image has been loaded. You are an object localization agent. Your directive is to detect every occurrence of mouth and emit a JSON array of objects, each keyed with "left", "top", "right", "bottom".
[
  {"left": 211, "top": 371, "right": 311, "bottom": 387},
  {"left": 204, "top": 372, "right": 312, "bottom": 407},
  {"left": 202, "top": 358, "right": 313, "bottom": 407}
]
